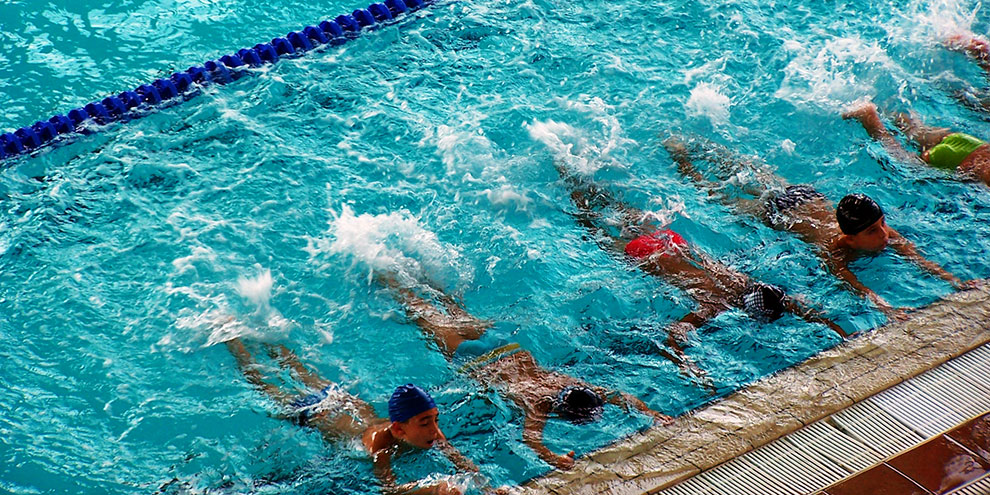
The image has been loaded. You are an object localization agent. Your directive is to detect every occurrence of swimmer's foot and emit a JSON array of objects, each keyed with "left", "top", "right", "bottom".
[
  {"left": 841, "top": 100, "right": 879, "bottom": 122},
  {"left": 662, "top": 136, "right": 691, "bottom": 161},
  {"left": 945, "top": 32, "right": 990, "bottom": 62},
  {"left": 372, "top": 271, "right": 403, "bottom": 290}
]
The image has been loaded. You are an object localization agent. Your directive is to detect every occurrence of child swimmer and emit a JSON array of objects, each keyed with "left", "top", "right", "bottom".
[{"left": 225, "top": 338, "right": 507, "bottom": 495}]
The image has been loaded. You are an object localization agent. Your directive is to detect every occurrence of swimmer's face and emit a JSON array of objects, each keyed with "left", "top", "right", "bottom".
[
  {"left": 847, "top": 216, "right": 890, "bottom": 252},
  {"left": 392, "top": 408, "right": 443, "bottom": 449}
]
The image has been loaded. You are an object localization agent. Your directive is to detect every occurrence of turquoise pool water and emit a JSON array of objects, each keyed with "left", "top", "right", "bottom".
[{"left": 3, "top": 0, "right": 990, "bottom": 493}]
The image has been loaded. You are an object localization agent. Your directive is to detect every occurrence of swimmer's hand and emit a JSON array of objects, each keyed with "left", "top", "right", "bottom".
[
  {"left": 869, "top": 293, "right": 909, "bottom": 321},
  {"left": 954, "top": 279, "right": 985, "bottom": 290},
  {"left": 552, "top": 451, "right": 576, "bottom": 470},
  {"left": 880, "top": 305, "right": 911, "bottom": 322},
  {"left": 426, "top": 480, "right": 464, "bottom": 495},
  {"left": 649, "top": 410, "right": 675, "bottom": 425}
]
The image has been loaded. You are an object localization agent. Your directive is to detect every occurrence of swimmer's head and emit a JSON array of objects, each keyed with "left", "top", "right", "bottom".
[
  {"left": 388, "top": 383, "right": 443, "bottom": 449},
  {"left": 742, "top": 283, "right": 787, "bottom": 322},
  {"left": 836, "top": 194, "right": 889, "bottom": 251},
  {"left": 553, "top": 386, "right": 604, "bottom": 425}
]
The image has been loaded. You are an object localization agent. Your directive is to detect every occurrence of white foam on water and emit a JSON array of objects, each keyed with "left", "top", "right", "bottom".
[
  {"left": 236, "top": 268, "right": 274, "bottom": 308},
  {"left": 526, "top": 96, "right": 636, "bottom": 176},
  {"left": 895, "top": 0, "right": 982, "bottom": 44},
  {"left": 686, "top": 82, "right": 732, "bottom": 124},
  {"left": 484, "top": 185, "right": 532, "bottom": 212},
  {"left": 165, "top": 266, "right": 295, "bottom": 348},
  {"left": 423, "top": 112, "right": 499, "bottom": 181},
  {"left": 775, "top": 34, "right": 899, "bottom": 110},
  {"left": 307, "top": 204, "right": 470, "bottom": 290},
  {"left": 560, "top": 97, "right": 634, "bottom": 159},
  {"left": 526, "top": 119, "right": 608, "bottom": 176}
]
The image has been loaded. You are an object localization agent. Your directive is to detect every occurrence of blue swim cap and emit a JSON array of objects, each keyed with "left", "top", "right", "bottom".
[{"left": 388, "top": 383, "right": 437, "bottom": 423}]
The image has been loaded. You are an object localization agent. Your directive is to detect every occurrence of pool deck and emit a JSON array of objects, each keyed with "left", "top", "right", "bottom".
[{"left": 520, "top": 285, "right": 990, "bottom": 495}]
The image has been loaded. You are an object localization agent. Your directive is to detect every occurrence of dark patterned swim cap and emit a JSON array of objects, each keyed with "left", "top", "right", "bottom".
[{"left": 742, "top": 283, "right": 787, "bottom": 322}]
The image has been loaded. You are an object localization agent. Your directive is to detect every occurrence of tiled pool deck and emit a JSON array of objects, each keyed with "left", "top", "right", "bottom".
[{"left": 521, "top": 285, "right": 990, "bottom": 495}]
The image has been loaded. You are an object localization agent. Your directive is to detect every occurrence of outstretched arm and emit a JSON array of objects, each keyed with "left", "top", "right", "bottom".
[
  {"left": 522, "top": 411, "right": 575, "bottom": 470},
  {"left": 373, "top": 451, "right": 465, "bottom": 495},
  {"left": 887, "top": 230, "right": 965, "bottom": 288},
  {"left": 664, "top": 137, "right": 711, "bottom": 186},
  {"left": 784, "top": 298, "right": 848, "bottom": 338},
  {"left": 599, "top": 387, "right": 673, "bottom": 424},
  {"left": 226, "top": 338, "right": 295, "bottom": 406},
  {"left": 824, "top": 253, "right": 907, "bottom": 320},
  {"left": 842, "top": 102, "right": 925, "bottom": 165}
]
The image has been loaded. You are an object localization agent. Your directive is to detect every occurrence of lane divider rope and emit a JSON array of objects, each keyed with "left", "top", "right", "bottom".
[{"left": 0, "top": 0, "right": 430, "bottom": 164}]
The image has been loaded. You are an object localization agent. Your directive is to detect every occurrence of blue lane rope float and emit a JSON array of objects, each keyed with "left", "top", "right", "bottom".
[{"left": 0, "top": 0, "right": 428, "bottom": 164}]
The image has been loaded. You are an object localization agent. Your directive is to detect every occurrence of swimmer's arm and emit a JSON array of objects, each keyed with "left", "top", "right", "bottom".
[
  {"left": 824, "top": 251, "right": 901, "bottom": 317},
  {"left": 888, "top": 231, "right": 963, "bottom": 287},
  {"left": 437, "top": 439, "right": 480, "bottom": 474},
  {"left": 784, "top": 298, "right": 848, "bottom": 338},
  {"left": 374, "top": 451, "right": 463, "bottom": 495},
  {"left": 522, "top": 412, "right": 575, "bottom": 470},
  {"left": 601, "top": 388, "right": 673, "bottom": 424}
]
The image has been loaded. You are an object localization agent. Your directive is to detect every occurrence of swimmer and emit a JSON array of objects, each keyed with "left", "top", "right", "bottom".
[
  {"left": 554, "top": 163, "right": 846, "bottom": 368},
  {"left": 665, "top": 136, "right": 973, "bottom": 317},
  {"left": 225, "top": 338, "right": 497, "bottom": 495},
  {"left": 379, "top": 276, "right": 672, "bottom": 471},
  {"left": 842, "top": 100, "right": 990, "bottom": 186}
]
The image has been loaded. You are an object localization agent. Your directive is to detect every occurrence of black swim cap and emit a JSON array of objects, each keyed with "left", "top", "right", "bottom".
[
  {"left": 836, "top": 194, "right": 884, "bottom": 235},
  {"left": 742, "top": 283, "right": 787, "bottom": 322},
  {"left": 554, "top": 386, "right": 604, "bottom": 425}
]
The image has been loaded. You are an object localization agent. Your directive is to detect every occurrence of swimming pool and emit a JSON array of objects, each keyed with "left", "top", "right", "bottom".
[{"left": 2, "top": 0, "right": 990, "bottom": 493}]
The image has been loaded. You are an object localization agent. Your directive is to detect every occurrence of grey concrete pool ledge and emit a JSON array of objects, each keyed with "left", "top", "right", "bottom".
[{"left": 521, "top": 285, "right": 990, "bottom": 495}]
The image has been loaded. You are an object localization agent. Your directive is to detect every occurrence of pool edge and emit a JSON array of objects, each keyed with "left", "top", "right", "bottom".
[{"left": 520, "top": 285, "right": 990, "bottom": 494}]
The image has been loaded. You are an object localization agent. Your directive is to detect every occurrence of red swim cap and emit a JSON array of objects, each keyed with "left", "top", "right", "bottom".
[{"left": 624, "top": 229, "right": 688, "bottom": 259}]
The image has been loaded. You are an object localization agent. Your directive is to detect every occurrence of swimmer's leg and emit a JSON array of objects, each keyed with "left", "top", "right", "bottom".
[
  {"left": 842, "top": 101, "right": 926, "bottom": 165},
  {"left": 664, "top": 135, "right": 775, "bottom": 200},
  {"left": 377, "top": 273, "right": 477, "bottom": 358},
  {"left": 945, "top": 30, "right": 990, "bottom": 72},
  {"left": 264, "top": 344, "right": 379, "bottom": 426},
  {"left": 890, "top": 111, "right": 953, "bottom": 150},
  {"left": 226, "top": 338, "right": 295, "bottom": 407},
  {"left": 266, "top": 344, "right": 332, "bottom": 390}
]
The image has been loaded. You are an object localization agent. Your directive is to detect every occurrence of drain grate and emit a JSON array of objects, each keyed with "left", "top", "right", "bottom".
[
  {"left": 948, "top": 474, "right": 990, "bottom": 495},
  {"left": 828, "top": 399, "right": 924, "bottom": 457},
  {"left": 655, "top": 343, "right": 990, "bottom": 495},
  {"left": 870, "top": 378, "right": 969, "bottom": 437}
]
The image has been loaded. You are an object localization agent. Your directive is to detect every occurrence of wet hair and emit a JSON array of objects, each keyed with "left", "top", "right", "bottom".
[
  {"left": 836, "top": 194, "right": 884, "bottom": 235},
  {"left": 742, "top": 283, "right": 787, "bottom": 322},
  {"left": 553, "top": 386, "right": 604, "bottom": 425},
  {"left": 388, "top": 383, "right": 436, "bottom": 423}
]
